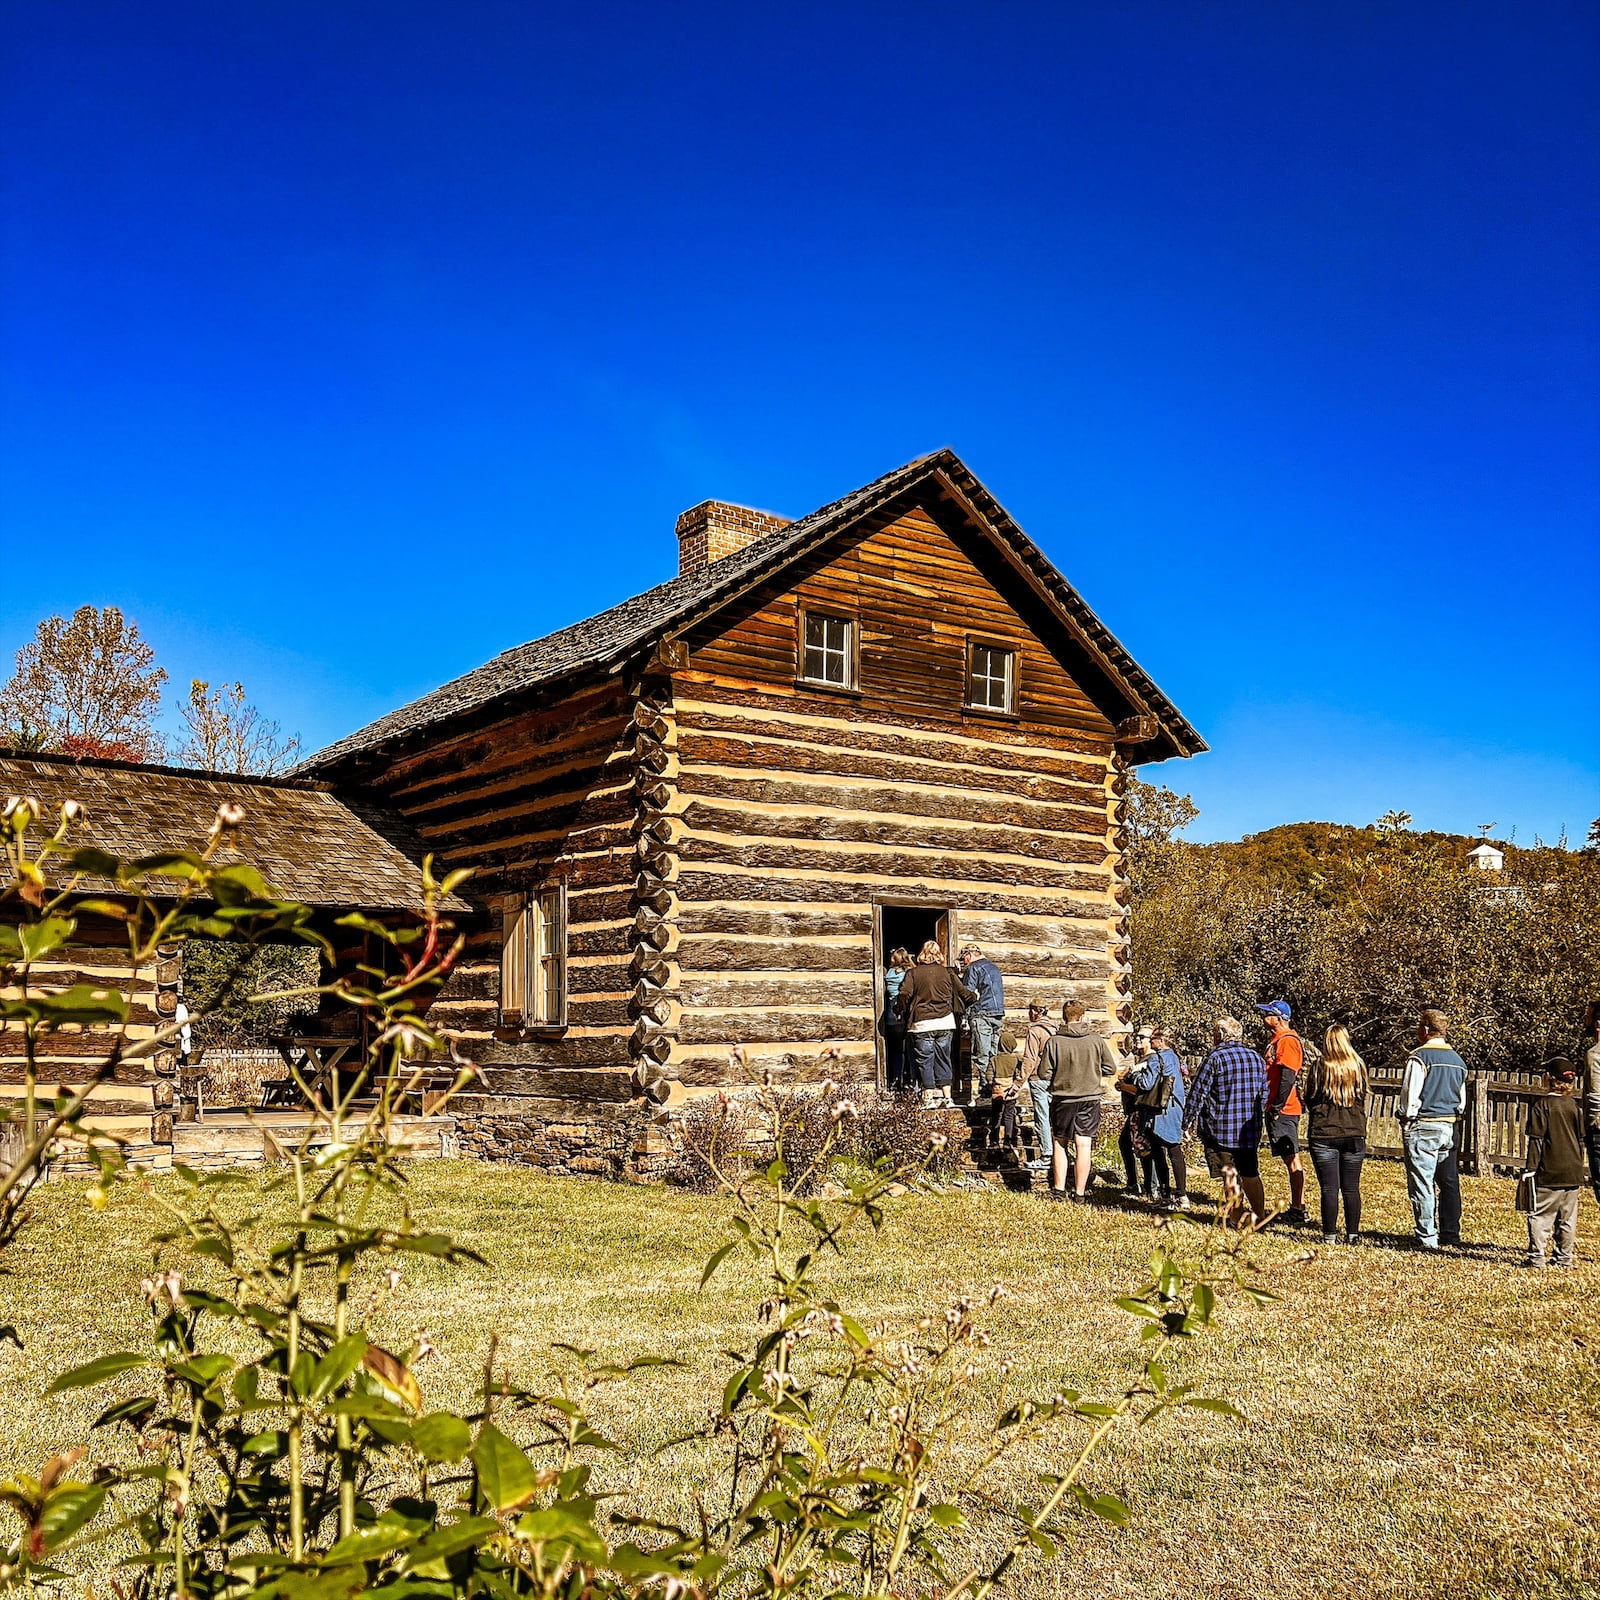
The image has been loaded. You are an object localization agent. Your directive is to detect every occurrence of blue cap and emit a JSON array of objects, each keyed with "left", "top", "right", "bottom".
[{"left": 1256, "top": 1000, "right": 1292, "bottom": 1021}]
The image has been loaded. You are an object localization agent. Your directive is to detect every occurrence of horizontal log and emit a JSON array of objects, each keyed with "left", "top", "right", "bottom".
[
  {"left": 435, "top": 964, "right": 501, "bottom": 1002},
  {"left": 677, "top": 768, "right": 1105, "bottom": 834},
  {"left": 454, "top": 1035, "right": 630, "bottom": 1068},
  {"left": 569, "top": 923, "right": 633, "bottom": 958},
  {"left": 675, "top": 904, "right": 872, "bottom": 939},
  {"left": 676, "top": 836, "right": 1108, "bottom": 893},
  {"left": 462, "top": 1065, "right": 637, "bottom": 1100},
  {"left": 0, "top": 1057, "right": 154, "bottom": 1083},
  {"left": 671, "top": 1051, "right": 877, "bottom": 1087},
  {"left": 407, "top": 777, "right": 634, "bottom": 848},
  {"left": 937, "top": 913, "right": 1109, "bottom": 951},
  {"left": 678, "top": 1011, "right": 876, "bottom": 1045},
  {"left": 382, "top": 685, "right": 631, "bottom": 797},
  {"left": 567, "top": 959, "right": 631, "bottom": 997},
  {"left": 674, "top": 871, "right": 1110, "bottom": 919},
  {"left": 677, "top": 937, "right": 871, "bottom": 974},
  {"left": 571, "top": 996, "right": 632, "bottom": 1028},
  {"left": 677, "top": 799, "right": 1106, "bottom": 865},
  {"left": 679, "top": 705, "right": 1106, "bottom": 786},
  {"left": 680, "top": 976, "right": 870, "bottom": 1009},
  {"left": 678, "top": 732, "right": 1102, "bottom": 808},
  {"left": 677, "top": 679, "right": 1113, "bottom": 761}
]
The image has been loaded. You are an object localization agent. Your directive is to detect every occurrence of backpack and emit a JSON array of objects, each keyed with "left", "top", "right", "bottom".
[{"left": 1135, "top": 1052, "right": 1177, "bottom": 1112}]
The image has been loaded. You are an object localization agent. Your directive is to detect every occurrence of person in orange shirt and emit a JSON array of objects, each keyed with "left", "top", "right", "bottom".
[{"left": 1258, "top": 999, "right": 1310, "bottom": 1226}]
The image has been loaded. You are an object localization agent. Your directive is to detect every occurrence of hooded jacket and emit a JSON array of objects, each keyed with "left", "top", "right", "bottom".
[{"left": 1041, "top": 1021, "right": 1123, "bottom": 1100}]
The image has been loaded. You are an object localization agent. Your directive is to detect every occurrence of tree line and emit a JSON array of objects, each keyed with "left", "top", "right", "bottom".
[
  {"left": 0, "top": 604, "right": 300, "bottom": 773},
  {"left": 1127, "top": 780, "right": 1600, "bottom": 1076}
]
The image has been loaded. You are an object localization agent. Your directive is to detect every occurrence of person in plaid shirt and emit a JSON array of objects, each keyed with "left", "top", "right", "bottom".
[{"left": 1184, "top": 1016, "right": 1268, "bottom": 1225}]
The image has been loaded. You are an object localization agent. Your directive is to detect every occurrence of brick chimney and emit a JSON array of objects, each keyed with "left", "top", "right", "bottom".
[{"left": 675, "top": 500, "right": 790, "bottom": 577}]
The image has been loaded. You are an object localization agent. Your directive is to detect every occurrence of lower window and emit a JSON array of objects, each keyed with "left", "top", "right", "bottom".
[{"left": 501, "top": 884, "right": 567, "bottom": 1027}]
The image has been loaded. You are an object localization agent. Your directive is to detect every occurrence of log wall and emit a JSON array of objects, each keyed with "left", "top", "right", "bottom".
[
  {"left": 645, "top": 504, "right": 1127, "bottom": 1089},
  {"left": 351, "top": 678, "right": 640, "bottom": 1098}
]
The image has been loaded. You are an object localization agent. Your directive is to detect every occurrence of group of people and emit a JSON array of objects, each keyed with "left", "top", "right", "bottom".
[{"left": 881, "top": 949, "right": 1599, "bottom": 1265}]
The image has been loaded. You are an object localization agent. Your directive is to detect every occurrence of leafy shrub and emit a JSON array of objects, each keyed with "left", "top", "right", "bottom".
[{"left": 3, "top": 795, "right": 1263, "bottom": 1596}]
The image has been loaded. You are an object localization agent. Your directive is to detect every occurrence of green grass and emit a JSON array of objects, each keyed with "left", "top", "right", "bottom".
[{"left": 1, "top": 1158, "right": 1596, "bottom": 1599}]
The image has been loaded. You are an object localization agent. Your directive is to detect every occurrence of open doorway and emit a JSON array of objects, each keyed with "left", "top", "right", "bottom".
[{"left": 872, "top": 902, "right": 957, "bottom": 1090}]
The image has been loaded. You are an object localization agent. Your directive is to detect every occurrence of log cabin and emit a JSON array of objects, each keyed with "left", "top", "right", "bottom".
[
  {"left": 296, "top": 448, "right": 1205, "bottom": 1172},
  {"left": 0, "top": 754, "right": 466, "bottom": 1171}
]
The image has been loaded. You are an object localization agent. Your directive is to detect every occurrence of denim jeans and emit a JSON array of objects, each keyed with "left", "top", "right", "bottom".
[
  {"left": 1588, "top": 1130, "right": 1600, "bottom": 1208},
  {"left": 884, "top": 1028, "right": 909, "bottom": 1092},
  {"left": 1028, "top": 1078, "right": 1053, "bottom": 1162},
  {"left": 968, "top": 1014, "right": 1004, "bottom": 1088},
  {"left": 1308, "top": 1136, "right": 1365, "bottom": 1236},
  {"left": 1402, "top": 1120, "right": 1457, "bottom": 1247},
  {"left": 910, "top": 1030, "right": 954, "bottom": 1090}
]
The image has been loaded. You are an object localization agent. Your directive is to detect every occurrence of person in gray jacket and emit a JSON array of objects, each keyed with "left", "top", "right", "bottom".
[
  {"left": 1582, "top": 1001, "right": 1600, "bottom": 1207},
  {"left": 1040, "top": 1001, "right": 1123, "bottom": 1202}
]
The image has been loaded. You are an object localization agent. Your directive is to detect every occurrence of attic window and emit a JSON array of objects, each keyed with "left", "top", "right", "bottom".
[
  {"left": 800, "top": 612, "right": 856, "bottom": 689},
  {"left": 501, "top": 884, "right": 566, "bottom": 1029},
  {"left": 967, "top": 641, "right": 1016, "bottom": 713}
]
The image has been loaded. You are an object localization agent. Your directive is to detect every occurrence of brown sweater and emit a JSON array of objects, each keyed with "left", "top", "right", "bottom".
[{"left": 896, "top": 965, "right": 976, "bottom": 1029}]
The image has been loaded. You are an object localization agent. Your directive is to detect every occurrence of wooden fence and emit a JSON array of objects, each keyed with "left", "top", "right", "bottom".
[{"left": 1366, "top": 1071, "right": 1571, "bottom": 1176}]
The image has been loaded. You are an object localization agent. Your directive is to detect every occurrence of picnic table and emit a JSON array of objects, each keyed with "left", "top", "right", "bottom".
[{"left": 261, "top": 1035, "right": 363, "bottom": 1110}]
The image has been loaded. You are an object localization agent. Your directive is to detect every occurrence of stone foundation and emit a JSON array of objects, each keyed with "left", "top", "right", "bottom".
[{"left": 451, "top": 1094, "right": 683, "bottom": 1181}]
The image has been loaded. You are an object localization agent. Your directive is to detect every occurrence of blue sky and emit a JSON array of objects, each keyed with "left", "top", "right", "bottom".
[{"left": 2, "top": 1, "right": 1596, "bottom": 844}]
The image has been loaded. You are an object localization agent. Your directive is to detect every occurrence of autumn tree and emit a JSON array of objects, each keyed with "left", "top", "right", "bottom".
[
  {"left": 174, "top": 678, "right": 301, "bottom": 775},
  {"left": 0, "top": 605, "right": 167, "bottom": 760}
]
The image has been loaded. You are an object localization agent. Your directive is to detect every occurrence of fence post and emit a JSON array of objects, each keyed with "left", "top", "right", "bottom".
[{"left": 1466, "top": 1073, "right": 1490, "bottom": 1176}]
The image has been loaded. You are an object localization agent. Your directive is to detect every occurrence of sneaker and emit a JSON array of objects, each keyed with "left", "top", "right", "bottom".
[
  {"left": 1069, "top": 1191, "right": 1090, "bottom": 1205},
  {"left": 1322, "top": 1233, "right": 1339, "bottom": 1246},
  {"left": 1172, "top": 1195, "right": 1192, "bottom": 1212},
  {"left": 1047, "top": 1187, "right": 1069, "bottom": 1202},
  {"left": 1521, "top": 1257, "right": 1545, "bottom": 1269},
  {"left": 1343, "top": 1234, "right": 1361, "bottom": 1247},
  {"left": 1026, "top": 1158, "right": 1051, "bottom": 1172},
  {"left": 1284, "top": 1208, "right": 1311, "bottom": 1228}
]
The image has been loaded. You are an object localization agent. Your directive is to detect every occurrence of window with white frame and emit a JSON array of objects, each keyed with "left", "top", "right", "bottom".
[
  {"left": 501, "top": 884, "right": 566, "bottom": 1027},
  {"left": 967, "top": 641, "right": 1016, "bottom": 713},
  {"left": 800, "top": 611, "right": 855, "bottom": 688}
]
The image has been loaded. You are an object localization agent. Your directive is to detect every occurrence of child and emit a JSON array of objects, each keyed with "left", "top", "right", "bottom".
[
  {"left": 1523, "top": 1059, "right": 1584, "bottom": 1269},
  {"left": 990, "top": 1030, "right": 1023, "bottom": 1156}
]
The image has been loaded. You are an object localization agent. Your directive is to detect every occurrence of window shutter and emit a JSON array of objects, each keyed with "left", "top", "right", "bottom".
[{"left": 501, "top": 900, "right": 528, "bottom": 1024}]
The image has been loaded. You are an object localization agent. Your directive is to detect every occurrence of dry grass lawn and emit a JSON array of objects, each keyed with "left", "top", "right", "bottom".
[{"left": 0, "top": 1157, "right": 1596, "bottom": 1600}]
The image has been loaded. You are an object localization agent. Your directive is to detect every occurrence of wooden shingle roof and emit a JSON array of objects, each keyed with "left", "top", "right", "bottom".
[
  {"left": 0, "top": 754, "right": 465, "bottom": 913},
  {"left": 301, "top": 449, "right": 1205, "bottom": 772}
]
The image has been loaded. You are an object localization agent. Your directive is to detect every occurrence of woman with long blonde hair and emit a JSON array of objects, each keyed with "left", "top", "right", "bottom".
[{"left": 1302, "top": 1024, "right": 1370, "bottom": 1245}]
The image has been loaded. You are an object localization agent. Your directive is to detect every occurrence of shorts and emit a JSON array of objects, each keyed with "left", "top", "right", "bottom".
[
  {"left": 1203, "top": 1140, "right": 1260, "bottom": 1180},
  {"left": 1050, "top": 1096, "right": 1103, "bottom": 1141},
  {"left": 1270, "top": 1113, "right": 1302, "bottom": 1160}
]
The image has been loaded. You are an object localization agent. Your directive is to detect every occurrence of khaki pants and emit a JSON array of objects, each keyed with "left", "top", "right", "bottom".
[{"left": 1526, "top": 1186, "right": 1580, "bottom": 1267}]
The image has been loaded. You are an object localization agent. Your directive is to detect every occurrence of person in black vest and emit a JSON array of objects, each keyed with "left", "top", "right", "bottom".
[
  {"left": 1523, "top": 1058, "right": 1585, "bottom": 1268},
  {"left": 1398, "top": 1008, "right": 1468, "bottom": 1252}
]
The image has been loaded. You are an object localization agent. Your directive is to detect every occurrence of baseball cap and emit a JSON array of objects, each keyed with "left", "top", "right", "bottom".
[{"left": 1256, "top": 1000, "right": 1292, "bottom": 1022}]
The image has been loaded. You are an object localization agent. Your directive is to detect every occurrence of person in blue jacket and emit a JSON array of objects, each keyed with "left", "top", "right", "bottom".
[{"left": 1128, "top": 1025, "right": 1189, "bottom": 1209}]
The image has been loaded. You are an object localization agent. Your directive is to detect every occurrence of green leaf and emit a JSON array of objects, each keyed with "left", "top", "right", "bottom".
[
  {"left": 37, "top": 1484, "right": 107, "bottom": 1551},
  {"left": 699, "top": 1240, "right": 737, "bottom": 1289},
  {"left": 310, "top": 1335, "right": 368, "bottom": 1399},
  {"left": 323, "top": 1522, "right": 418, "bottom": 1565},
  {"left": 1183, "top": 1396, "right": 1243, "bottom": 1418},
  {"left": 5, "top": 984, "right": 130, "bottom": 1028},
  {"left": 411, "top": 1412, "right": 472, "bottom": 1463},
  {"left": 471, "top": 1421, "right": 537, "bottom": 1511},
  {"left": 172, "top": 1353, "right": 233, "bottom": 1391},
  {"left": 19, "top": 917, "right": 76, "bottom": 963},
  {"left": 515, "top": 1506, "right": 609, "bottom": 1561},
  {"left": 1193, "top": 1282, "right": 1216, "bottom": 1322},
  {"left": 927, "top": 1503, "right": 964, "bottom": 1528},
  {"left": 242, "top": 1430, "right": 290, "bottom": 1457},
  {"left": 397, "top": 1515, "right": 501, "bottom": 1573},
  {"left": 48, "top": 1352, "right": 148, "bottom": 1392},
  {"left": 61, "top": 848, "right": 121, "bottom": 879}
]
